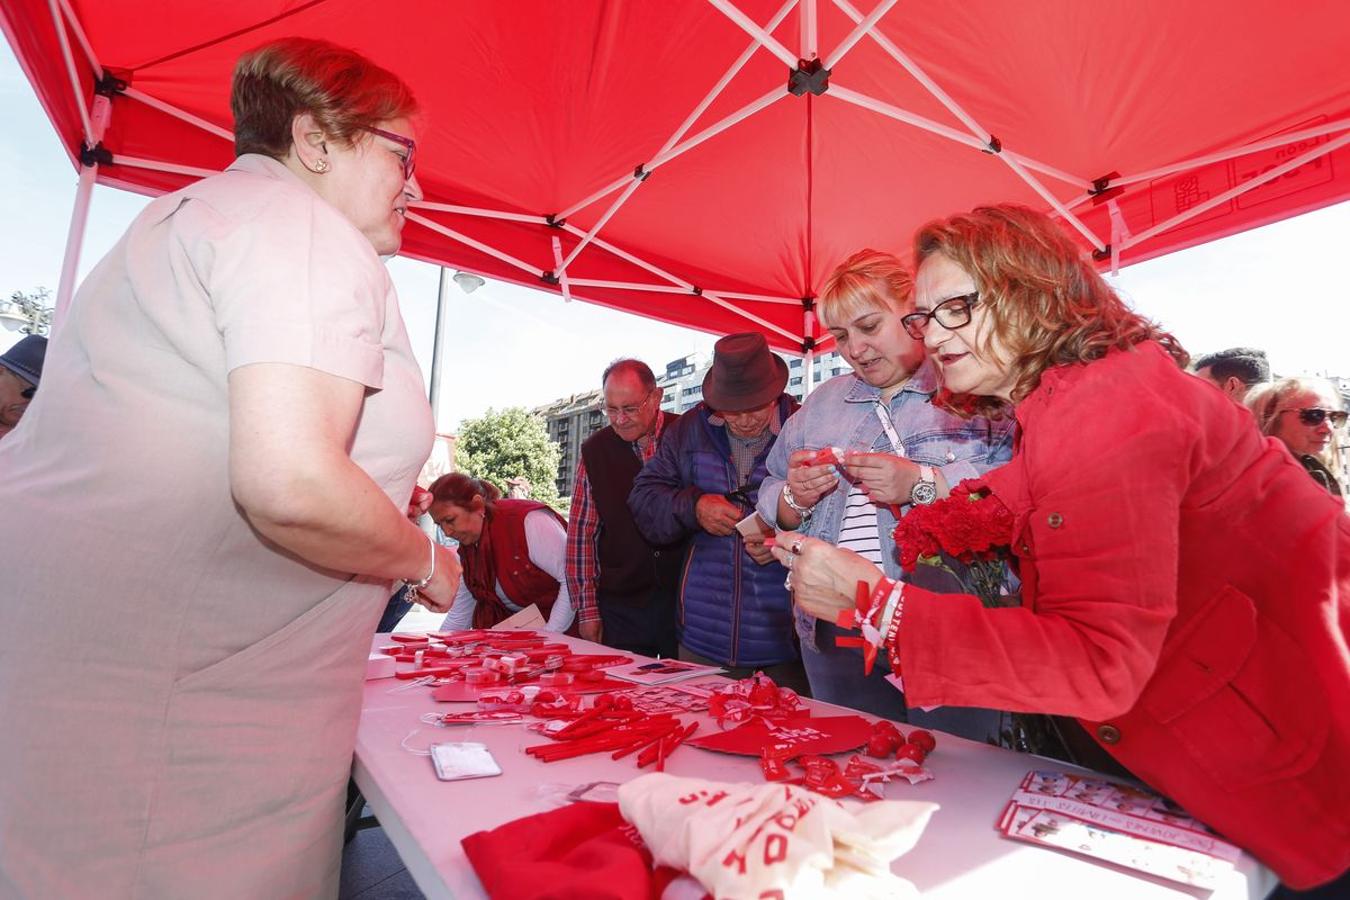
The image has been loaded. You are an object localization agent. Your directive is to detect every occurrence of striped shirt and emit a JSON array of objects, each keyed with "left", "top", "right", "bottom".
[{"left": 837, "top": 483, "right": 885, "bottom": 566}]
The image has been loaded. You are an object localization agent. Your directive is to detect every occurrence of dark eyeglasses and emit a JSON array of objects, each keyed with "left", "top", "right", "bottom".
[
  {"left": 901, "top": 293, "right": 980, "bottom": 341},
  {"left": 1286, "top": 407, "right": 1348, "bottom": 427},
  {"left": 360, "top": 125, "right": 416, "bottom": 181}
]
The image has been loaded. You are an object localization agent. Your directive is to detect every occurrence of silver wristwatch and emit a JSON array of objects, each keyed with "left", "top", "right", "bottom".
[{"left": 909, "top": 464, "right": 938, "bottom": 506}]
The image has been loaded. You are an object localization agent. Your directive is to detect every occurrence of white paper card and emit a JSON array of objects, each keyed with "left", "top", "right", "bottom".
[{"left": 491, "top": 604, "right": 546, "bottom": 631}]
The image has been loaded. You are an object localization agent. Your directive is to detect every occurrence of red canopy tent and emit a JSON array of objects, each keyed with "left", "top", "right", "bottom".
[{"left": 4, "top": 0, "right": 1349, "bottom": 356}]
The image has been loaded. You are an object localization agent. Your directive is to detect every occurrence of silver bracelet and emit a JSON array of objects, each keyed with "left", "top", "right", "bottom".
[
  {"left": 404, "top": 532, "right": 436, "bottom": 592},
  {"left": 782, "top": 485, "right": 813, "bottom": 520}
]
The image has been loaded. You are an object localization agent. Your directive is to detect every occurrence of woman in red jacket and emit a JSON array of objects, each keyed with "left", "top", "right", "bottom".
[{"left": 775, "top": 204, "right": 1350, "bottom": 891}]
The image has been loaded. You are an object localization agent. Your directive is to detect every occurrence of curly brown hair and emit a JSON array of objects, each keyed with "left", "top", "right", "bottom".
[{"left": 914, "top": 205, "right": 1187, "bottom": 410}]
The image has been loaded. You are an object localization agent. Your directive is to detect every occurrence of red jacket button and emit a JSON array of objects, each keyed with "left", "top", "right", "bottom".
[
  {"left": 1097, "top": 724, "right": 1121, "bottom": 744},
  {"left": 1047, "top": 513, "right": 1064, "bottom": 528}
]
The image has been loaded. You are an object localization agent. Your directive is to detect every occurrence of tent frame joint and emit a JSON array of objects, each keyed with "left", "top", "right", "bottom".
[
  {"left": 691, "top": 286, "right": 703, "bottom": 296},
  {"left": 633, "top": 164, "right": 651, "bottom": 182},
  {"left": 788, "top": 57, "right": 831, "bottom": 96},
  {"left": 540, "top": 271, "right": 560, "bottom": 286},
  {"left": 1091, "top": 244, "right": 1112, "bottom": 262},
  {"left": 982, "top": 134, "right": 1002, "bottom": 154},
  {"left": 79, "top": 141, "right": 112, "bottom": 168},
  {"left": 94, "top": 70, "right": 128, "bottom": 98},
  {"left": 802, "top": 335, "right": 817, "bottom": 352},
  {"left": 545, "top": 214, "right": 566, "bottom": 228},
  {"left": 801, "top": 295, "right": 815, "bottom": 312}
]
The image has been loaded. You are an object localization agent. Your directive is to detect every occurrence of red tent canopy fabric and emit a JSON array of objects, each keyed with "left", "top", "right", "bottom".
[{"left": 4, "top": 1, "right": 1349, "bottom": 351}]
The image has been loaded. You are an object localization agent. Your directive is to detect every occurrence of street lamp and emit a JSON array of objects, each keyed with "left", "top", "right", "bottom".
[{"left": 0, "top": 289, "right": 53, "bottom": 335}]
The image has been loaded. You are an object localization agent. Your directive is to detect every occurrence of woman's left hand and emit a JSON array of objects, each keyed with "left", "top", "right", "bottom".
[
  {"left": 842, "top": 452, "right": 919, "bottom": 505},
  {"left": 771, "top": 533, "right": 884, "bottom": 621},
  {"left": 407, "top": 485, "right": 433, "bottom": 520}
]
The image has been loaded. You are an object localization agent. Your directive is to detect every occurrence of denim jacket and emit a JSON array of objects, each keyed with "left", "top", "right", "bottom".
[{"left": 756, "top": 358, "right": 1015, "bottom": 645}]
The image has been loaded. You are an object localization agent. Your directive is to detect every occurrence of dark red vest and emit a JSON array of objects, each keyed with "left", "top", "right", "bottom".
[{"left": 464, "top": 499, "right": 568, "bottom": 630}]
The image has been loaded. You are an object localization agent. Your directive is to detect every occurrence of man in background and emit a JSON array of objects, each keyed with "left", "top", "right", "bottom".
[
  {"left": 567, "top": 359, "right": 682, "bottom": 657},
  {"left": 1193, "top": 346, "right": 1271, "bottom": 402},
  {"left": 0, "top": 335, "right": 47, "bottom": 441}
]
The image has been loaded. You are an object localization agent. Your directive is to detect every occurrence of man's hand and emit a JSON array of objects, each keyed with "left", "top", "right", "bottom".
[
  {"left": 743, "top": 532, "right": 775, "bottom": 565},
  {"left": 696, "top": 494, "right": 742, "bottom": 536},
  {"left": 579, "top": 620, "right": 603, "bottom": 643},
  {"left": 841, "top": 452, "right": 919, "bottom": 505}
]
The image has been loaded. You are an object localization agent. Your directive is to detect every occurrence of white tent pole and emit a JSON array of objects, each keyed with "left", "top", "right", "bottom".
[
  {"left": 559, "top": 177, "right": 645, "bottom": 271},
  {"left": 822, "top": 0, "right": 899, "bottom": 71},
  {"left": 556, "top": 85, "right": 786, "bottom": 222},
  {"left": 47, "top": 0, "right": 94, "bottom": 145},
  {"left": 1120, "top": 132, "right": 1350, "bottom": 252},
  {"left": 404, "top": 212, "right": 545, "bottom": 277},
  {"left": 695, "top": 291, "right": 801, "bottom": 305},
  {"left": 568, "top": 279, "right": 706, "bottom": 293},
  {"left": 801, "top": 303, "right": 818, "bottom": 397},
  {"left": 427, "top": 268, "right": 451, "bottom": 428},
  {"left": 556, "top": 0, "right": 799, "bottom": 269},
  {"left": 1110, "top": 119, "right": 1350, "bottom": 189},
  {"left": 704, "top": 0, "right": 799, "bottom": 68},
  {"left": 123, "top": 87, "right": 234, "bottom": 142},
  {"left": 411, "top": 201, "right": 548, "bottom": 225},
  {"left": 800, "top": 0, "right": 818, "bottom": 58},
  {"left": 703, "top": 293, "right": 802, "bottom": 344},
  {"left": 53, "top": 153, "right": 97, "bottom": 328},
  {"left": 1001, "top": 152, "right": 1104, "bottom": 250},
  {"left": 115, "top": 155, "right": 220, "bottom": 179},
  {"left": 56, "top": 0, "right": 102, "bottom": 77},
  {"left": 550, "top": 237, "right": 572, "bottom": 302},
  {"left": 649, "top": 88, "right": 787, "bottom": 169}
]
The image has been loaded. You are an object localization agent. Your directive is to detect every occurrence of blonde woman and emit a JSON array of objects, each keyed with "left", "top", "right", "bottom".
[{"left": 1246, "top": 376, "right": 1347, "bottom": 496}]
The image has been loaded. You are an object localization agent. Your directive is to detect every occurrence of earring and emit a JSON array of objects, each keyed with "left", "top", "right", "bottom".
[{"left": 313, "top": 158, "right": 329, "bottom": 173}]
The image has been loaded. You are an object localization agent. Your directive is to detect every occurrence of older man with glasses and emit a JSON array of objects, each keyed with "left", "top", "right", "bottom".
[
  {"left": 0, "top": 335, "right": 46, "bottom": 441},
  {"left": 566, "top": 358, "right": 685, "bottom": 657}
]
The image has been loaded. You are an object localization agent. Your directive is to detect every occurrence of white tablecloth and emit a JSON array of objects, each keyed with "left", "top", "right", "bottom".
[{"left": 353, "top": 634, "right": 1276, "bottom": 899}]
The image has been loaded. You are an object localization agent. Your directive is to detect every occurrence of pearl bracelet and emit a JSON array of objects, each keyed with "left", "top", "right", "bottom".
[{"left": 782, "top": 485, "right": 813, "bottom": 520}]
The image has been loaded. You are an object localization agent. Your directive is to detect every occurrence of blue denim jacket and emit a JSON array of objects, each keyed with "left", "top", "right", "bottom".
[{"left": 756, "top": 358, "right": 1015, "bottom": 645}]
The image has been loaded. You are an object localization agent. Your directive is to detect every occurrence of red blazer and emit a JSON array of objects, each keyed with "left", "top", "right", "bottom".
[{"left": 897, "top": 342, "right": 1350, "bottom": 888}]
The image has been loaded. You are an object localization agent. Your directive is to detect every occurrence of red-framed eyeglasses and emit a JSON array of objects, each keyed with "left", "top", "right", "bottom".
[{"left": 360, "top": 125, "right": 416, "bottom": 181}]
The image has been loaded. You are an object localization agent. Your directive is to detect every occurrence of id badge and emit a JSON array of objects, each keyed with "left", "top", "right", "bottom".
[{"left": 430, "top": 742, "right": 502, "bottom": 782}]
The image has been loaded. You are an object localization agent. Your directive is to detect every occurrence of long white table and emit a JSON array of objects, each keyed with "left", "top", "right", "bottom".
[{"left": 353, "top": 634, "right": 1276, "bottom": 899}]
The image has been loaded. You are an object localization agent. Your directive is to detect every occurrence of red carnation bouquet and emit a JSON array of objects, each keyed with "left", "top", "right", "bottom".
[{"left": 892, "top": 483, "right": 1019, "bottom": 608}]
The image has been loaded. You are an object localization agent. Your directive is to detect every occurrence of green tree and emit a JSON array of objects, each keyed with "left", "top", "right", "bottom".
[{"left": 456, "top": 407, "right": 563, "bottom": 509}]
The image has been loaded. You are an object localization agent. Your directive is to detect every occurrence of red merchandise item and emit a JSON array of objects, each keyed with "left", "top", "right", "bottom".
[
  {"left": 892, "top": 343, "right": 1350, "bottom": 889},
  {"left": 462, "top": 801, "right": 684, "bottom": 900}
]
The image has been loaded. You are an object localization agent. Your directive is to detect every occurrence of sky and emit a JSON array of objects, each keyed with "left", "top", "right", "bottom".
[{"left": 2, "top": 41, "right": 1346, "bottom": 433}]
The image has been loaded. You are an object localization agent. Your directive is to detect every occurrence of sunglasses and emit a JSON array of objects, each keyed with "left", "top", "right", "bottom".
[
  {"left": 1286, "top": 407, "right": 1348, "bottom": 427},
  {"left": 360, "top": 125, "right": 416, "bottom": 181}
]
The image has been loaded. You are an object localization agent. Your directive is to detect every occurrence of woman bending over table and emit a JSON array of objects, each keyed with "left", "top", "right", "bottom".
[
  {"left": 774, "top": 204, "right": 1350, "bottom": 891},
  {"left": 0, "top": 38, "right": 459, "bottom": 898},
  {"left": 432, "top": 473, "right": 575, "bottom": 633}
]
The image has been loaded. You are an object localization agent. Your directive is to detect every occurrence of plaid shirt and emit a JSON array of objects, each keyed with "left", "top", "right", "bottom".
[{"left": 567, "top": 412, "right": 671, "bottom": 625}]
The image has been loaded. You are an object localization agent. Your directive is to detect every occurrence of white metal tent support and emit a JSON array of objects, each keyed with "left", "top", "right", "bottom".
[
  {"left": 829, "top": 0, "right": 1102, "bottom": 249},
  {"left": 703, "top": 0, "right": 799, "bottom": 68},
  {"left": 557, "top": 0, "right": 798, "bottom": 270},
  {"left": 822, "top": 0, "right": 899, "bottom": 71},
  {"left": 57, "top": 0, "right": 101, "bottom": 78},
  {"left": 412, "top": 201, "right": 549, "bottom": 225},
  {"left": 115, "top": 156, "right": 221, "bottom": 179},
  {"left": 404, "top": 211, "right": 547, "bottom": 277},
  {"left": 801, "top": 303, "right": 818, "bottom": 397},
  {"left": 47, "top": 0, "right": 94, "bottom": 145},
  {"left": 124, "top": 87, "right": 234, "bottom": 142},
  {"left": 53, "top": 132, "right": 98, "bottom": 326},
  {"left": 1119, "top": 132, "right": 1350, "bottom": 253},
  {"left": 550, "top": 237, "right": 572, "bottom": 302},
  {"left": 800, "top": 0, "right": 818, "bottom": 59}
]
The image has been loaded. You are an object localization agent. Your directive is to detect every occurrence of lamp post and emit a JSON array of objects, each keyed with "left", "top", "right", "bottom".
[
  {"left": 428, "top": 270, "right": 485, "bottom": 430},
  {"left": 0, "top": 289, "right": 54, "bottom": 336}
]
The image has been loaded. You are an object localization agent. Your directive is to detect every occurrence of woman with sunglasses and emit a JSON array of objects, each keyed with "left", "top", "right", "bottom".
[
  {"left": 0, "top": 39, "right": 457, "bottom": 897},
  {"left": 1247, "top": 377, "right": 1347, "bottom": 497},
  {"left": 775, "top": 204, "right": 1350, "bottom": 892}
]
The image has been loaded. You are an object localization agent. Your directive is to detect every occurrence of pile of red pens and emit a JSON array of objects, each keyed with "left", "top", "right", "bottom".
[{"left": 526, "top": 702, "right": 700, "bottom": 772}]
